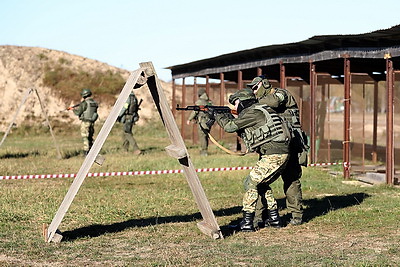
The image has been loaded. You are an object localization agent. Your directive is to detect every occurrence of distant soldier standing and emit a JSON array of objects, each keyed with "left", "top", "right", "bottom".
[
  {"left": 117, "top": 91, "right": 142, "bottom": 155},
  {"left": 73, "top": 88, "right": 99, "bottom": 155},
  {"left": 187, "top": 88, "right": 214, "bottom": 156}
]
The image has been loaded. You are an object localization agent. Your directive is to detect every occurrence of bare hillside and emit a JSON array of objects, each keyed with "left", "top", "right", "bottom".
[{"left": 0, "top": 45, "right": 174, "bottom": 132}]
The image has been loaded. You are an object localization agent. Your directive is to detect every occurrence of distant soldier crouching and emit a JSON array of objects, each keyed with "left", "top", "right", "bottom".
[{"left": 72, "top": 88, "right": 99, "bottom": 155}]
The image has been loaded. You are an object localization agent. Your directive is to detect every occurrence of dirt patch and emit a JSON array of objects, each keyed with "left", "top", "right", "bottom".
[{"left": 0, "top": 45, "right": 176, "bottom": 132}]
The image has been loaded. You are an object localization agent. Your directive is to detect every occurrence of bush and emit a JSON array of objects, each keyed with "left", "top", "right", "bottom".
[{"left": 43, "top": 63, "right": 126, "bottom": 104}]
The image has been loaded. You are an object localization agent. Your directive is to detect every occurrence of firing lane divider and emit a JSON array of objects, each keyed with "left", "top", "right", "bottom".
[{"left": 0, "top": 162, "right": 347, "bottom": 181}]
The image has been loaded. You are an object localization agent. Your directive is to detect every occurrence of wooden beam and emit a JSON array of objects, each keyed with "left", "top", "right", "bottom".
[
  {"left": 385, "top": 56, "right": 394, "bottom": 185},
  {"left": 46, "top": 69, "right": 146, "bottom": 242},
  {"left": 343, "top": 57, "right": 351, "bottom": 179},
  {"left": 309, "top": 62, "right": 316, "bottom": 163},
  {"left": 139, "top": 62, "right": 223, "bottom": 240}
]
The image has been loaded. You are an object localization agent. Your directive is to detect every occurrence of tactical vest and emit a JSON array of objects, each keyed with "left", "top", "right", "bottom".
[
  {"left": 281, "top": 108, "right": 309, "bottom": 166},
  {"left": 197, "top": 99, "right": 214, "bottom": 130},
  {"left": 242, "top": 105, "right": 291, "bottom": 152},
  {"left": 127, "top": 94, "right": 138, "bottom": 115},
  {"left": 82, "top": 98, "right": 98, "bottom": 122}
]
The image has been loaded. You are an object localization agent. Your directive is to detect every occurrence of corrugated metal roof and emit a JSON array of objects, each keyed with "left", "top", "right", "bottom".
[{"left": 168, "top": 24, "right": 400, "bottom": 81}]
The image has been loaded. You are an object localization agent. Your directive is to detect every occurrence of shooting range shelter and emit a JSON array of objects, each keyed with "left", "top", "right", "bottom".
[{"left": 168, "top": 24, "right": 400, "bottom": 185}]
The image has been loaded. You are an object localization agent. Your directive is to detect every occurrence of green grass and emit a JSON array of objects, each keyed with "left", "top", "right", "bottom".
[{"left": 0, "top": 120, "right": 399, "bottom": 266}]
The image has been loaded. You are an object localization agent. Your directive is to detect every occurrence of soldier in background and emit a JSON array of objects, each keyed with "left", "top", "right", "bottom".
[
  {"left": 117, "top": 91, "right": 142, "bottom": 155},
  {"left": 72, "top": 88, "right": 99, "bottom": 155},
  {"left": 186, "top": 88, "right": 214, "bottom": 156}
]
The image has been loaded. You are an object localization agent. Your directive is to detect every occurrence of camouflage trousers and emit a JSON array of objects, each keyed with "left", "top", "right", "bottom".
[
  {"left": 242, "top": 153, "right": 289, "bottom": 213},
  {"left": 122, "top": 116, "right": 140, "bottom": 152},
  {"left": 198, "top": 124, "right": 209, "bottom": 155},
  {"left": 80, "top": 121, "right": 94, "bottom": 152}
]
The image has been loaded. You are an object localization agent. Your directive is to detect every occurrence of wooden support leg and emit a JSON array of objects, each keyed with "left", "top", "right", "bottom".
[
  {"left": 46, "top": 69, "right": 146, "bottom": 243},
  {"left": 140, "top": 62, "right": 223, "bottom": 240}
]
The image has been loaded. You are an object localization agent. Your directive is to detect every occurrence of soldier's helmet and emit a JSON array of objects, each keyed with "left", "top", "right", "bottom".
[
  {"left": 246, "top": 75, "right": 271, "bottom": 90},
  {"left": 229, "top": 88, "right": 256, "bottom": 105},
  {"left": 80, "top": 88, "right": 92, "bottom": 98},
  {"left": 197, "top": 88, "right": 206, "bottom": 97}
]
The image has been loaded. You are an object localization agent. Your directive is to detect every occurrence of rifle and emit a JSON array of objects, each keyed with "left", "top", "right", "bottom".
[
  {"left": 62, "top": 103, "right": 80, "bottom": 112},
  {"left": 137, "top": 99, "right": 143, "bottom": 111},
  {"left": 176, "top": 105, "right": 237, "bottom": 115}
]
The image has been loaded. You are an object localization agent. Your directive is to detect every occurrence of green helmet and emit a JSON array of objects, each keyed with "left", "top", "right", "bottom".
[
  {"left": 80, "top": 88, "right": 92, "bottom": 98},
  {"left": 229, "top": 88, "right": 256, "bottom": 105},
  {"left": 197, "top": 88, "right": 206, "bottom": 97},
  {"left": 246, "top": 75, "right": 271, "bottom": 90}
]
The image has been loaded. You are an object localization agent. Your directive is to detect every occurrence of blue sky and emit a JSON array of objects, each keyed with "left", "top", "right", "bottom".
[{"left": 1, "top": 0, "right": 399, "bottom": 82}]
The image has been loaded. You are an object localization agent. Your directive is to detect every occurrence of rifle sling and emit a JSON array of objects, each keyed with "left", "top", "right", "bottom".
[{"left": 207, "top": 133, "right": 245, "bottom": 156}]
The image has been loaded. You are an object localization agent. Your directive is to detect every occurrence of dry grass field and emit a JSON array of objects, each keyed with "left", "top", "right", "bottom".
[{"left": 0, "top": 121, "right": 399, "bottom": 266}]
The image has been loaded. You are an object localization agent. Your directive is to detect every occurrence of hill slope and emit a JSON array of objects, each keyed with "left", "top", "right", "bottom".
[{"left": 0, "top": 45, "right": 173, "bottom": 132}]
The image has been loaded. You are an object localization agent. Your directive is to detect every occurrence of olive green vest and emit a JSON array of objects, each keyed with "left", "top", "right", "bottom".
[
  {"left": 242, "top": 105, "right": 291, "bottom": 154},
  {"left": 82, "top": 98, "right": 98, "bottom": 122}
]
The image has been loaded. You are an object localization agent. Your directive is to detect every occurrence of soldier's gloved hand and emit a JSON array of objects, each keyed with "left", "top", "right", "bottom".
[
  {"left": 206, "top": 107, "right": 216, "bottom": 119},
  {"left": 205, "top": 119, "right": 215, "bottom": 129}
]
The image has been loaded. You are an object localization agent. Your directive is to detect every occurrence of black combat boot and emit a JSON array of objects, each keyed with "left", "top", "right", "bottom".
[
  {"left": 230, "top": 212, "right": 255, "bottom": 232},
  {"left": 265, "top": 209, "right": 282, "bottom": 228}
]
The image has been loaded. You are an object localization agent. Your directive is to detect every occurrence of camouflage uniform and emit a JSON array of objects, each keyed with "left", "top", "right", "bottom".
[
  {"left": 249, "top": 76, "right": 306, "bottom": 225},
  {"left": 215, "top": 89, "right": 290, "bottom": 231},
  {"left": 73, "top": 89, "right": 98, "bottom": 154},
  {"left": 187, "top": 88, "right": 213, "bottom": 156},
  {"left": 118, "top": 92, "right": 141, "bottom": 154}
]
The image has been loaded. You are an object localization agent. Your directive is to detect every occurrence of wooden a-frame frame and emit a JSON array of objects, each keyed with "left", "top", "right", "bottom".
[
  {"left": 45, "top": 62, "right": 223, "bottom": 243},
  {"left": 0, "top": 88, "right": 62, "bottom": 159}
]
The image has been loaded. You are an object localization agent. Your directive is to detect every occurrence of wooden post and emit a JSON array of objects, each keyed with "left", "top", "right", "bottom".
[
  {"left": 181, "top": 78, "right": 186, "bottom": 140},
  {"left": 236, "top": 70, "right": 242, "bottom": 152},
  {"left": 219, "top": 73, "right": 225, "bottom": 140},
  {"left": 237, "top": 70, "right": 243, "bottom": 90},
  {"left": 280, "top": 61, "right": 286, "bottom": 89},
  {"left": 385, "top": 55, "right": 394, "bottom": 185},
  {"left": 343, "top": 57, "right": 351, "bottom": 179},
  {"left": 257, "top": 67, "right": 262, "bottom": 76},
  {"left": 372, "top": 81, "right": 378, "bottom": 163},
  {"left": 309, "top": 62, "right": 316, "bottom": 163},
  {"left": 46, "top": 69, "right": 146, "bottom": 243},
  {"left": 139, "top": 62, "right": 223, "bottom": 240},
  {"left": 172, "top": 79, "right": 177, "bottom": 118},
  {"left": 193, "top": 77, "right": 198, "bottom": 144}
]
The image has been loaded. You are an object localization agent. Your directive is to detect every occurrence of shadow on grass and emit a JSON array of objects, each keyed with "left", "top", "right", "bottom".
[
  {"left": 61, "top": 192, "right": 369, "bottom": 241},
  {"left": 301, "top": 192, "right": 370, "bottom": 223},
  {"left": 61, "top": 206, "right": 241, "bottom": 242},
  {"left": 62, "top": 149, "right": 82, "bottom": 159},
  {"left": 0, "top": 150, "right": 40, "bottom": 159},
  {"left": 222, "top": 192, "right": 370, "bottom": 237}
]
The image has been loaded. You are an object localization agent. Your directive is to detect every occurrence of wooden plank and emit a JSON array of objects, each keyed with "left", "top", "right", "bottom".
[
  {"left": 46, "top": 69, "right": 145, "bottom": 242},
  {"left": 139, "top": 62, "right": 223, "bottom": 240}
]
